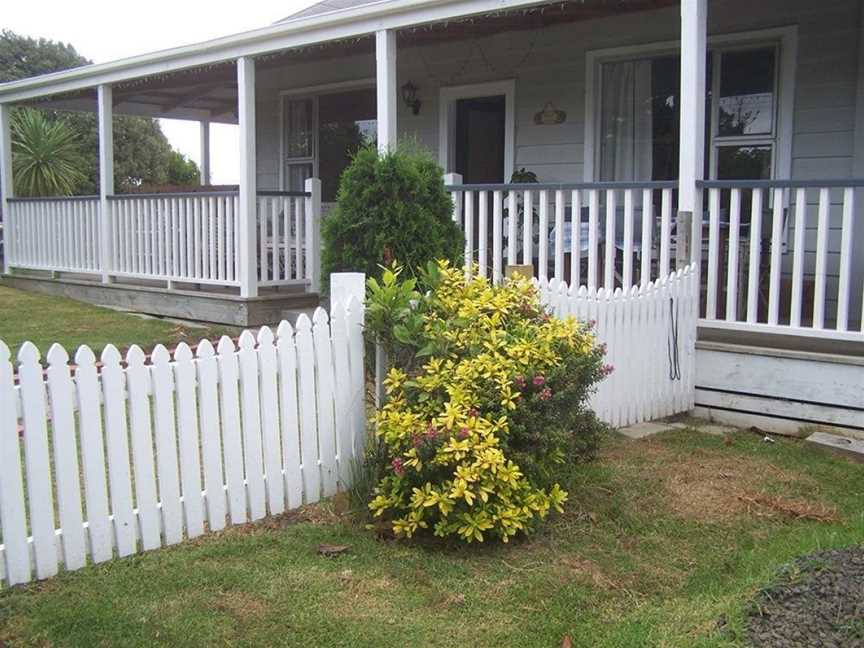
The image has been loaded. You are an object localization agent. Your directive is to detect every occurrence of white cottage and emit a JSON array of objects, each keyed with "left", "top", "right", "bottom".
[{"left": 0, "top": 0, "right": 861, "bottom": 434}]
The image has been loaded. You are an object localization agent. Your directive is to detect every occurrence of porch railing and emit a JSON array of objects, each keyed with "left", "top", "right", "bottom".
[
  {"left": 445, "top": 180, "right": 679, "bottom": 290},
  {"left": 256, "top": 190, "right": 314, "bottom": 287},
  {"left": 697, "top": 179, "right": 864, "bottom": 340},
  {"left": 109, "top": 192, "right": 240, "bottom": 287},
  {"left": 2, "top": 184, "right": 322, "bottom": 293},
  {"left": 5, "top": 196, "right": 101, "bottom": 275},
  {"left": 446, "top": 178, "right": 864, "bottom": 340}
]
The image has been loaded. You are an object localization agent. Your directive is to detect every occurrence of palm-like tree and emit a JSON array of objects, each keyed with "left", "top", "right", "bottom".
[{"left": 11, "top": 108, "right": 85, "bottom": 197}]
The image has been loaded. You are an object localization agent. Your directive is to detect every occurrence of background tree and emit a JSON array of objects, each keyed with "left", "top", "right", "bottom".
[
  {"left": 166, "top": 151, "right": 201, "bottom": 186},
  {"left": 1, "top": 29, "right": 199, "bottom": 195}
]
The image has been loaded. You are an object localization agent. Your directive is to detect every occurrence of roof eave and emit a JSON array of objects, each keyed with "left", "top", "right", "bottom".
[{"left": 0, "top": 0, "right": 548, "bottom": 104}]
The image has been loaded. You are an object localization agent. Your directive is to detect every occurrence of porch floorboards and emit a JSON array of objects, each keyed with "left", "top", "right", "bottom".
[{"left": 697, "top": 327, "right": 864, "bottom": 358}]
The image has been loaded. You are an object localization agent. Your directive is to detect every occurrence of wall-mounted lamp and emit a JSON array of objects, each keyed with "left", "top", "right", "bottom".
[{"left": 401, "top": 81, "right": 421, "bottom": 115}]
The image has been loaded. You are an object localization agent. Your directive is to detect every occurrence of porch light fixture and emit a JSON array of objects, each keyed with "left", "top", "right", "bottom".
[{"left": 401, "top": 81, "right": 421, "bottom": 115}]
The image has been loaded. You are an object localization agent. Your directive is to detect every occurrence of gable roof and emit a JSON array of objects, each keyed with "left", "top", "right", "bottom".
[{"left": 279, "top": 0, "right": 375, "bottom": 22}]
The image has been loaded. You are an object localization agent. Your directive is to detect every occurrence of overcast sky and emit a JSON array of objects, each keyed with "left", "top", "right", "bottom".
[{"left": 4, "top": 0, "right": 319, "bottom": 184}]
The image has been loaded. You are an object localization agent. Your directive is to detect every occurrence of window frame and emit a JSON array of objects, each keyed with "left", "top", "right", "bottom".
[
  {"left": 278, "top": 78, "right": 376, "bottom": 197},
  {"left": 583, "top": 26, "right": 797, "bottom": 183},
  {"left": 709, "top": 43, "right": 780, "bottom": 180}
]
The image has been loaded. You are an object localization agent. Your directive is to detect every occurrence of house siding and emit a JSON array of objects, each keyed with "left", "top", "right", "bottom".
[
  {"left": 254, "top": 0, "right": 862, "bottom": 323},
  {"left": 257, "top": 0, "right": 860, "bottom": 186}
]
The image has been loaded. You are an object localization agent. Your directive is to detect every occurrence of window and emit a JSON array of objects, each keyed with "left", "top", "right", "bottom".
[
  {"left": 595, "top": 42, "right": 781, "bottom": 182},
  {"left": 282, "top": 97, "right": 315, "bottom": 195},
  {"left": 712, "top": 47, "right": 776, "bottom": 180},
  {"left": 282, "top": 87, "right": 377, "bottom": 202}
]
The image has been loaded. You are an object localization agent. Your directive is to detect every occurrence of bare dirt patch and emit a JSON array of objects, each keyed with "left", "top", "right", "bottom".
[
  {"left": 603, "top": 439, "right": 831, "bottom": 524},
  {"left": 212, "top": 592, "right": 270, "bottom": 621}
]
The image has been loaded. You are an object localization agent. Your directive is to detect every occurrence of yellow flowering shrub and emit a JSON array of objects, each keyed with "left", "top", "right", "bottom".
[{"left": 365, "top": 261, "right": 606, "bottom": 543}]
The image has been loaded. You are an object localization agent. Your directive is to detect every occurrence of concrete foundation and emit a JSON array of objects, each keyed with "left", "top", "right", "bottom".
[{"left": 1, "top": 274, "right": 320, "bottom": 327}]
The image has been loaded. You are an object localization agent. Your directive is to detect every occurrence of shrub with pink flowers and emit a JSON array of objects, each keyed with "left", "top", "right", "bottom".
[{"left": 362, "top": 261, "right": 607, "bottom": 543}]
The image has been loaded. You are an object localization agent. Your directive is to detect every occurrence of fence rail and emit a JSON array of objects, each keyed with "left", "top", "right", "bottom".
[
  {"left": 0, "top": 295, "right": 365, "bottom": 587},
  {"left": 538, "top": 264, "right": 698, "bottom": 427}
]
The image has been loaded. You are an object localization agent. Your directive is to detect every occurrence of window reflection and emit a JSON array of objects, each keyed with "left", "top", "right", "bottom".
[
  {"left": 717, "top": 145, "right": 772, "bottom": 180},
  {"left": 718, "top": 48, "right": 775, "bottom": 136}
]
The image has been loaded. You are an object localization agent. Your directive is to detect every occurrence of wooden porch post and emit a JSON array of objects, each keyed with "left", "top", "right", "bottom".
[
  {"left": 677, "top": 0, "right": 707, "bottom": 268},
  {"left": 237, "top": 56, "right": 258, "bottom": 298},
  {"left": 97, "top": 84, "right": 114, "bottom": 284},
  {"left": 375, "top": 29, "right": 397, "bottom": 152},
  {"left": 0, "top": 103, "right": 12, "bottom": 275},
  {"left": 305, "top": 177, "right": 322, "bottom": 293},
  {"left": 199, "top": 119, "right": 211, "bottom": 186}
]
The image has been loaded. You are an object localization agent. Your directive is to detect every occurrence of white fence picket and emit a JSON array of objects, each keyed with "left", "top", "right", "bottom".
[
  {"left": 45, "top": 344, "right": 86, "bottom": 571},
  {"left": 312, "top": 309, "right": 339, "bottom": 497},
  {"left": 18, "top": 342, "right": 58, "bottom": 579},
  {"left": 101, "top": 345, "right": 137, "bottom": 556},
  {"left": 151, "top": 345, "right": 184, "bottom": 544},
  {"left": 126, "top": 345, "right": 162, "bottom": 551},
  {"left": 237, "top": 331, "right": 266, "bottom": 521},
  {"left": 257, "top": 327, "right": 285, "bottom": 516},
  {"left": 196, "top": 340, "right": 227, "bottom": 530},
  {"left": 276, "top": 321, "right": 304, "bottom": 510},
  {"left": 217, "top": 336, "right": 247, "bottom": 525},
  {"left": 0, "top": 341, "right": 30, "bottom": 585},
  {"left": 174, "top": 343, "right": 206, "bottom": 538},
  {"left": 295, "top": 314, "right": 321, "bottom": 504}
]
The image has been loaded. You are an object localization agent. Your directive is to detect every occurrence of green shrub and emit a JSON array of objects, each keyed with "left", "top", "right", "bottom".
[
  {"left": 321, "top": 146, "right": 463, "bottom": 287},
  {"left": 363, "top": 261, "right": 607, "bottom": 543}
]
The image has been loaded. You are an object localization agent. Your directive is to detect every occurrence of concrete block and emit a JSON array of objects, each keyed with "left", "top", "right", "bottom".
[
  {"left": 698, "top": 424, "right": 738, "bottom": 437},
  {"left": 805, "top": 432, "right": 864, "bottom": 463},
  {"left": 618, "top": 422, "right": 676, "bottom": 440}
]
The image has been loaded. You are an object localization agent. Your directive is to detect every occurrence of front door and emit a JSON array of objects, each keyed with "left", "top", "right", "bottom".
[{"left": 454, "top": 95, "right": 506, "bottom": 184}]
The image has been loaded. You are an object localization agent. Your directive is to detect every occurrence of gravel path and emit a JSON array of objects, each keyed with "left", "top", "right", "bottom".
[{"left": 746, "top": 546, "right": 864, "bottom": 648}]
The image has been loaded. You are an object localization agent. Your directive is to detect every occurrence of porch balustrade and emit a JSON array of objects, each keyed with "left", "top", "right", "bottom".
[
  {"left": 5, "top": 196, "right": 101, "bottom": 275},
  {"left": 446, "top": 178, "right": 864, "bottom": 341},
  {"left": 2, "top": 183, "right": 321, "bottom": 293}
]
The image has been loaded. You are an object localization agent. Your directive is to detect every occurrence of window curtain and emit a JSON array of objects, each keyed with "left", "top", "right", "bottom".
[{"left": 599, "top": 60, "right": 654, "bottom": 181}]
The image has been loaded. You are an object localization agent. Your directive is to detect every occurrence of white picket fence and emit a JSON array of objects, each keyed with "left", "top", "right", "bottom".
[
  {"left": 538, "top": 264, "right": 698, "bottom": 427},
  {"left": 0, "top": 297, "right": 365, "bottom": 587}
]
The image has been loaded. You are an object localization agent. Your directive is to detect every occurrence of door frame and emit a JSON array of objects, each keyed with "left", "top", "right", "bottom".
[{"left": 438, "top": 79, "right": 515, "bottom": 182}]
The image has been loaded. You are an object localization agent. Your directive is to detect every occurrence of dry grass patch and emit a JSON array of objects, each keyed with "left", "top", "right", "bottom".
[
  {"left": 604, "top": 437, "right": 829, "bottom": 523},
  {"left": 555, "top": 556, "right": 624, "bottom": 591},
  {"left": 211, "top": 592, "right": 270, "bottom": 621}
]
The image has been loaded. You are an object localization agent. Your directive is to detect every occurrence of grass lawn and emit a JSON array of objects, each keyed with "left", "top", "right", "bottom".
[
  {"left": 0, "top": 429, "right": 861, "bottom": 647},
  {"left": 0, "top": 285, "right": 239, "bottom": 358}
]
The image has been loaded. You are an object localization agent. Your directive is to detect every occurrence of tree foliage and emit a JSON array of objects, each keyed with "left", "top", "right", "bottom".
[
  {"left": 166, "top": 151, "right": 201, "bottom": 186},
  {"left": 1, "top": 29, "right": 199, "bottom": 195},
  {"left": 11, "top": 108, "right": 85, "bottom": 197},
  {"left": 322, "top": 146, "right": 463, "bottom": 288}
]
